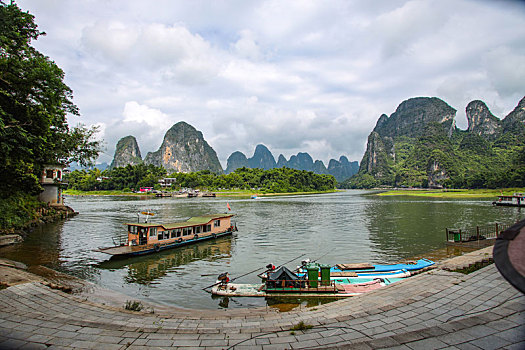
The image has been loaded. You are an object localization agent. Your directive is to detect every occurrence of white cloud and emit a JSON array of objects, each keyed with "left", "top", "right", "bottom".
[
  {"left": 122, "top": 101, "right": 171, "bottom": 128},
  {"left": 483, "top": 47, "right": 525, "bottom": 99},
  {"left": 232, "top": 30, "right": 262, "bottom": 61},
  {"left": 16, "top": 0, "right": 525, "bottom": 167}
]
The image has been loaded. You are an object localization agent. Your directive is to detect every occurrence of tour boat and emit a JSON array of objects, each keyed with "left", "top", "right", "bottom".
[
  {"left": 96, "top": 213, "right": 236, "bottom": 257},
  {"left": 492, "top": 193, "right": 525, "bottom": 207}
]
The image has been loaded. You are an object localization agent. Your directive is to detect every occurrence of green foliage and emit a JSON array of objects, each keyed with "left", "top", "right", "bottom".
[
  {"left": 124, "top": 300, "right": 143, "bottom": 311},
  {"left": 66, "top": 165, "right": 337, "bottom": 193},
  {"left": 290, "top": 321, "right": 313, "bottom": 331},
  {"left": 67, "top": 163, "right": 167, "bottom": 191},
  {"left": 0, "top": 2, "right": 101, "bottom": 196},
  {"left": 0, "top": 192, "right": 43, "bottom": 230},
  {"left": 343, "top": 125, "right": 525, "bottom": 189}
]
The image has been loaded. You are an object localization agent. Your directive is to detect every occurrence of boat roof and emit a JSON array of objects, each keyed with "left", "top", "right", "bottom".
[
  {"left": 126, "top": 214, "right": 234, "bottom": 229},
  {"left": 498, "top": 193, "right": 524, "bottom": 198}
]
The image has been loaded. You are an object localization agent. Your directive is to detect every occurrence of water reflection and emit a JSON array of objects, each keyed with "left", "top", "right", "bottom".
[
  {"left": 364, "top": 196, "right": 524, "bottom": 262},
  {"left": 98, "top": 236, "right": 232, "bottom": 285}
]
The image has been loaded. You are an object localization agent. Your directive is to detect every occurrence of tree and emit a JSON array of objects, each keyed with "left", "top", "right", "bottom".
[{"left": 0, "top": 1, "right": 101, "bottom": 195}]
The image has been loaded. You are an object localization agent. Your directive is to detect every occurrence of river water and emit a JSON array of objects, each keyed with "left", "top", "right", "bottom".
[{"left": 0, "top": 190, "right": 522, "bottom": 310}]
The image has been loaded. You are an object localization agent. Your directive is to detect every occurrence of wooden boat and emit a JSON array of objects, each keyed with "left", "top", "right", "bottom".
[
  {"left": 493, "top": 193, "right": 524, "bottom": 207},
  {"left": 329, "top": 258, "right": 435, "bottom": 273},
  {"left": 155, "top": 192, "right": 172, "bottom": 198},
  {"left": 294, "top": 268, "right": 411, "bottom": 280},
  {"left": 96, "top": 213, "right": 236, "bottom": 257},
  {"left": 333, "top": 277, "right": 404, "bottom": 285},
  {"left": 202, "top": 192, "right": 216, "bottom": 197},
  {"left": 328, "top": 269, "right": 410, "bottom": 279},
  {"left": 211, "top": 265, "right": 387, "bottom": 298}
]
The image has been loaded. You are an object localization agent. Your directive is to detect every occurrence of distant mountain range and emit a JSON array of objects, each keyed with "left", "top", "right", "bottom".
[
  {"left": 225, "top": 144, "right": 359, "bottom": 182},
  {"left": 108, "top": 123, "right": 358, "bottom": 182},
  {"left": 104, "top": 95, "right": 525, "bottom": 189}
]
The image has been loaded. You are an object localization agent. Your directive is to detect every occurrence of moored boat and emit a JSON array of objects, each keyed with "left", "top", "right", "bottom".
[
  {"left": 329, "top": 258, "right": 435, "bottom": 273},
  {"left": 492, "top": 193, "right": 525, "bottom": 207},
  {"left": 96, "top": 213, "right": 237, "bottom": 257},
  {"left": 294, "top": 267, "right": 411, "bottom": 280},
  {"left": 210, "top": 265, "right": 388, "bottom": 298},
  {"left": 328, "top": 269, "right": 410, "bottom": 280}
]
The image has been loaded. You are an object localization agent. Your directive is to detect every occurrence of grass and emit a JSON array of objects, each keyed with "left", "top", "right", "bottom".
[
  {"left": 124, "top": 300, "right": 144, "bottom": 311},
  {"left": 290, "top": 321, "right": 314, "bottom": 331},
  {"left": 376, "top": 188, "right": 525, "bottom": 198},
  {"left": 453, "top": 260, "right": 494, "bottom": 274}
]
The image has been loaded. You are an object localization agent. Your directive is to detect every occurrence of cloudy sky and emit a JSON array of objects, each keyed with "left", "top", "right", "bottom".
[{"left": 18, "top": 0, "right": 525, "bottom": 168}]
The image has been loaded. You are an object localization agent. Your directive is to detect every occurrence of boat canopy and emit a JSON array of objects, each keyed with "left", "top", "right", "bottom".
[
  {"left": 125, "top": 214, "right": 234, "bottom": 229},
  {"left": 266, "top": 266, "right": 306, "bottom": 289},
  {"left": 268, "top": 266, "right": 302, "bottom": 282}
]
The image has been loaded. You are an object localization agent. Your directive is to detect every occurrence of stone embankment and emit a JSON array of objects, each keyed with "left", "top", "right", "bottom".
[{"left": 0, "top": 248, "right": 523, "bottom": 349}]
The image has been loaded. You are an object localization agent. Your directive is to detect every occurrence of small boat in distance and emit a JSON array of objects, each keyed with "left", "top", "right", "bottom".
[
  {"left": 493, "top": 193, "right": 524, "bottom": 207},
  {"left": 96, "top": 213, "right": 237, "bottom": 257}
]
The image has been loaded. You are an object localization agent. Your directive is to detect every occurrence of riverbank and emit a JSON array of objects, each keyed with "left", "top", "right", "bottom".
[
  {"left": 0, "top": 246, "right": 522, "bottom": 349},
  {"left": 0, "top": 196, "right": 78, "bottom": 243},
  {"left": 376, "top": 188, "right": 525, "bottom": 198},
  {"left": 63, "top": 189, "right": 339, "bottom": 198}
]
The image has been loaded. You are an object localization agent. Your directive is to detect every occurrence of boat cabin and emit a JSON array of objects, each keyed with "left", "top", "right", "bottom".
[
  {"left": 494, "top": 193, "right": 525, "bottom": 207},
  {"left": 97, "top": 214, "right": 236, "bottom": 257}
]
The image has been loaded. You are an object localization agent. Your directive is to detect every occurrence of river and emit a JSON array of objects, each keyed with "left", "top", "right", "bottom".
[{"left": 0, "top": 190, "right": 522, "bottom": 310}]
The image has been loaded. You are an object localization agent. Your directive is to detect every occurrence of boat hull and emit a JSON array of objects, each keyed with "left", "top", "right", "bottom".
[
  {"left": 96, "top": 230, "right": 234, "bottom": 257},
  {"left": 493, "top": 202, "right": 524, "bottom": 207},
  {"left": 211, "top": 280, "right": 386, "bottom": 297}
]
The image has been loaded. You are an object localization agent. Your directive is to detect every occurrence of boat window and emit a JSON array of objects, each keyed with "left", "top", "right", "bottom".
[
  {"left": 214, "top": 220, "right": 220, "bottom": 227},
  {"left": 129, "top": 226, "right": 138, "bottom": 234},
  {"left": 163, "top": 230, "right": 169, "bottom": 240},
  {"left": 175, "top": 228, "right": 181, "bottom": 237},
  {"left": 194, "top": 226, "right": 201, "bottom": 234},
  {"left": 183, "top": 227, "right": 192, "bottom": 236},
  {"left": 158, "top": 231, "right": 164, "bottom": 240},
  {"left": 206, "top": 224, "right": 211, "bottom": 232},
  {"left": 149, "top": 227, "right": 157, "bottom": 237}
]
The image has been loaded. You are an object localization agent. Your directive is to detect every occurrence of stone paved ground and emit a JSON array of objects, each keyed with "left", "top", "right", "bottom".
[{"left": 0, "top": 262, "right": 523, "bottom": 349}]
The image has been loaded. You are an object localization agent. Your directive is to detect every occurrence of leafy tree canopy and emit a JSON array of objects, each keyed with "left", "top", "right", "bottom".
[
  {"left": 0, "top": 1, "right": 101, "bottom": 195},
  {"left": 67, "top": 165, "right": 337, "bottom": 193}
]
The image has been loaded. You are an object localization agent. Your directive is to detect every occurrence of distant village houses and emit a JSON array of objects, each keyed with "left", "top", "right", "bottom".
[{"left": 159, "top": 178, "right": 177, "bottom": 188}]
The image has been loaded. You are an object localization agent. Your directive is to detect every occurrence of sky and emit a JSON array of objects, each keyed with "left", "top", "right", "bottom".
[{"left": 17, "top": 0, "right": 525, "bottom": 168}]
